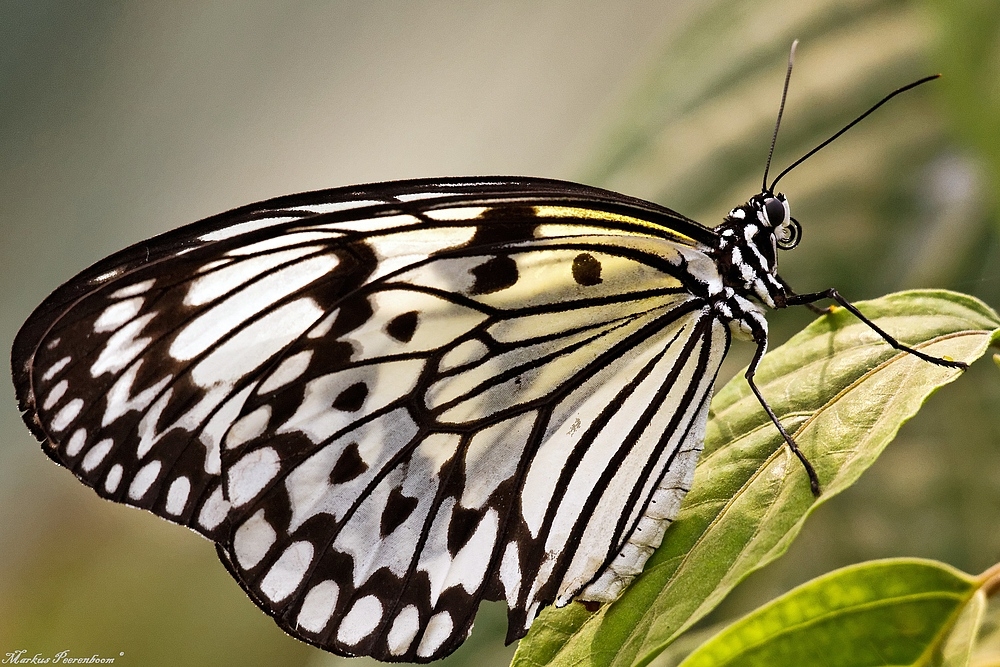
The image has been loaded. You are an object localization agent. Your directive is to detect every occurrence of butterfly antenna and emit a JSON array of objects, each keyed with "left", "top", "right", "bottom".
[
  {"left": 769, "top": 73, "right": 941, "bottom": 192},
  {"left": 761, "top": 40, "right": 798, "bottom": 193}
]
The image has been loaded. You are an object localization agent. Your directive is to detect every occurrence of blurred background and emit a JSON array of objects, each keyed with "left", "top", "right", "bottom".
[{"left": 1, "top": 1, "right": 998, "bottom": 666}]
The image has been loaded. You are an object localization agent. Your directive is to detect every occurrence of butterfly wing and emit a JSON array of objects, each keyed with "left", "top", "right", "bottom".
[{"left": 12, "top": 177, "right": 728, "bottom": 661}]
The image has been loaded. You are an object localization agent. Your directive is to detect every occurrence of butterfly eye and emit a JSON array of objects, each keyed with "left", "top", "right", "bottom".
[
  {"left": 776, "top": 216, "right": 802, "bottom": 250},
  {"left": 763, "top": 197, "right": 786, "bottom": 226}
]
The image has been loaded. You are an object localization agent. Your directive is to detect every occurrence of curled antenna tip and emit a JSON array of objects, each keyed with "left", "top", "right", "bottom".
[{"left": 789, "top": 39, "right": 799, "bottom": 62}]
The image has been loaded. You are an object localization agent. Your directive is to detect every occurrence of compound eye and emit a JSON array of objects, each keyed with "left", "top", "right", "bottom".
[
  {"left": 763, "top": 197, "right": 786, "bottom": 226},
  {"left": 776, "top": 216, "right": 802, "bottom": 250}
]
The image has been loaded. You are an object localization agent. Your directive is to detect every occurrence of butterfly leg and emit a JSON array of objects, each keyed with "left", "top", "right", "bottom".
[
  {"left": 786, "top": 288, "right": 969, "bottom": 370},
  {"left": 777, "top": 276, "right": 827, "bottom": 315},
  {"left": 745, "top": 339, "right": 822, "bottom": 496}
]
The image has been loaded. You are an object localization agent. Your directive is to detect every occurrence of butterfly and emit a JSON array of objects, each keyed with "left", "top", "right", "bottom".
[{"left": 10, "top": 48, "right": 963, "bottom": 661}]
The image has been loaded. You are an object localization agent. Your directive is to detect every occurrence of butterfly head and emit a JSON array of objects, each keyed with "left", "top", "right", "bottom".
[
  {"left": 758, "top": 192, "right": 800, "bottom": 249},
  {"left": 711, "top": 191, "right": 799, "bottom": 308}
]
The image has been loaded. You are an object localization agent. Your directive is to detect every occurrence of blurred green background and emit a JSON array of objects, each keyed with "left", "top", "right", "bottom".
[{"left": 1, "top": 2, "right": 997, "bottom": 666}]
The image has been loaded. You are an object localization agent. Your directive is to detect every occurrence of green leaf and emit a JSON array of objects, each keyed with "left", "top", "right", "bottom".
[
  {"left": 966, "top": 584, "right": 1000, "bottom": 666},
  {"left": 933, "top": 588, "right": 986, "bottom": 667},
  {"left": 675, "top": 559, "right": 979, "bottom": 667},
  {"left": 512, "top": 290, "right": 1000, "bottom": 667}
]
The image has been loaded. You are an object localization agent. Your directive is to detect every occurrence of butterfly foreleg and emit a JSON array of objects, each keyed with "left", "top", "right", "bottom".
[
  {"left": 786, "top": 288, "right": 968, "bottom": 370},
  {"left": 775, "top": 276, "right": 827, "bottom": 315}
]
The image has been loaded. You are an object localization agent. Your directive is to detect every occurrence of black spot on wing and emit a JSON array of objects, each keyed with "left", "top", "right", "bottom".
[
  {"left": 331, "top": 294, "right": 374, "bottom": 337},
  {"left": 386, "top": 310, "right": 419, "bottom": 343},
  {"left": 467, "top": 206, "right": 539, "bottom": 247},
  {"left": 469, "top": 255, "right": 518, "bottom": 295},
  {"left": 380, "top": 487, "right": 419, "bottom": 537},
  {"left": 333, "top": 381, "right": 368, "bottom": 412},
  {"left": 330, "top": 442, "right": 368, "bottom": 484},
  {"left": 571, "top": 252, "right": 603, "bottom": 286},
  {"left": 447, "top": 505, "right": 482, "bottom": 555}
]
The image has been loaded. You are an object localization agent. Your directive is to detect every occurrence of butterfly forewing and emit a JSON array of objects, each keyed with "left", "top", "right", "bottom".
[
  {"left": 12, "top": 177, "right": 730, "bottom": 661},
  {"left": 10, "top": 179, "right": 606, "bottom": 537}
]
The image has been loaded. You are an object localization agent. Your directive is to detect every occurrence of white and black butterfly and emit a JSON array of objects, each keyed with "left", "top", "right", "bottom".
[{"left": 10, "top": 53, "right": 963, "bottom": 661}]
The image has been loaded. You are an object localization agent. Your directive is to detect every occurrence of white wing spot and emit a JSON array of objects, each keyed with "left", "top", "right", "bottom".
[
  {"left": 81, "top": 438, "right": 113, "bottom": 472},
  {"left": 499, "top": 541, "right": 521, "bottom": 605},
  {"left": 259, "top": 350, "right": 313, "bottom": 394},
  {"left": 260, "top": 540, "right": 314, "bottom": 602},
  {"left": 41, "top": 356, "right": 72, "bottom": 382},
  {"left": 297, "top": 580, "right": 340, "bottom": 634},
  {"left": 104, "top": 464, "right": 124, "bottom": 493},
  {"left": 337, "top": 595, "right": 383, "bottom": 646},
  {"left": 51, "top": 398, "right": 84, "bottom": 432},
  {"left": 525, "top": 601, "right": 541, "bottom": 631},
  {"left": 225, "top": 406, "right": 271, "bottom": 450},
  {"left": 91, "top": 268, "right": 122, "bottom": 283},
  {"left": 128, "top": 459, "right": 162, "bottom": 500},
  {"left": 416, "top": 611, "right": 454, "bottom": 658},
  {"left": 198, "top": 485, "right": 231, "bottom": 531},
  {"left": 228, "top": 446, "right": 281, "bottom": 507},
  {"left": 110, "top": 279, "right": 156, "bottom": 299},
  {"left": 233, "top": 509, "right": 276, "bottom": 569},
  {"left": 43, "top": 380, "right": 69, "bottom": 411},
  {"left": 93, "top": 297, "right": 144, "bottom": 333},
  {"left": 64, "top": 428, "right": 87, "bottom": 456},
  {"left": 165, "top": 476, "right": 192, "bottom": 515},
  {"left": 387, "top": 605, "right": 421, "bottom": 656},
  {"left": 423, "top": 206, "right": 487, "bottom": 221}
]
